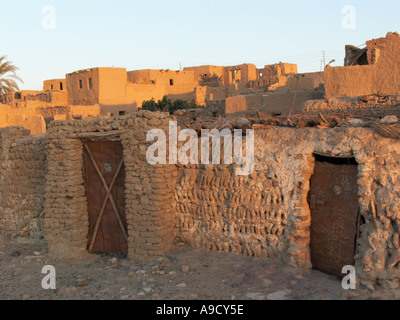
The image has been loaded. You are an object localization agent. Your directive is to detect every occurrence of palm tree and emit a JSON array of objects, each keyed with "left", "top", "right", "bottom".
[{"left": 0, "top": 56, "right": 23, "bottom": 103}]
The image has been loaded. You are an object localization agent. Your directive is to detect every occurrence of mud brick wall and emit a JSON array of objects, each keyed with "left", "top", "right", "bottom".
[
  {"left": 174, "top": 165, "right": 289, "bottom": 260},
  {"left": 0, "top": 127, "right": 47, "bottom": 238},
  {"left": 121, "top": 124, "right": 178, "bottom": 262},
  {"left": 174, "top": 127, "right": 400, "bottom": 289},
  {"left": 302, "top": 97, "right": 400, "bottom": 118},
  {"left": 6, "top": 108, "right": 399, "bottom": 289},
  {"left": 44, "top": 111, "right": 178, "bottom": 262},
  {"left": 325, "top": 32, "right": 400, "bottom": 99},
  {"left": 44, "top": 137, "right": 89, "bottom": 259}
]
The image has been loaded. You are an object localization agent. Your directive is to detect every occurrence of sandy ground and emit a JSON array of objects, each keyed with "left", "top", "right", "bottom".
[{"left": 0, "top": 237, "right": 397, "bottom": 301}]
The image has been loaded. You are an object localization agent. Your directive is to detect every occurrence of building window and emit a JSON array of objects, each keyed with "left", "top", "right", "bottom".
[
  {"left": 119, "top": 111, "right": 127, "bottom": 116},
  {"left": 170, "top": 79, "right": 174, "bottom": 86},
  {"left": 50, "top": 85, "right": 54, "bottom": 90},
  {"left": 79, "top": 79, "right": 83, "bottom": 89},
  {"left": 88, "top": 78, "right": 92, "bottom": 89},
  {"left": 60, "top": 82, "right": 63, "bottom": 90}
]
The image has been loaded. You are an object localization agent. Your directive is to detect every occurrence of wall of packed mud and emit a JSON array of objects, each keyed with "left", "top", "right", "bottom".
[
  {"left": 174, "top": 127, "right": 400, "bottom": 289},
  {"left": 0, "top": 111, "right": 399, "bottom": 290},
  {"left": 0, "top": 127, "right": 47, "bottom": 239}
]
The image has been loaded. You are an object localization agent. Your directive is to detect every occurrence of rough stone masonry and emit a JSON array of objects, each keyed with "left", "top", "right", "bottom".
[{"left": 0, "top": 111, "right": 399, "bottom": 290}]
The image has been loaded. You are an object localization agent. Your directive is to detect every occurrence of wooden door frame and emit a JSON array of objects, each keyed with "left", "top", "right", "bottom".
[
  {"left": 81, "top": 133, "right": 128, "bottom": 254},
  {"left": 308, "top": 153, "right": 362, "bottom": 277}
]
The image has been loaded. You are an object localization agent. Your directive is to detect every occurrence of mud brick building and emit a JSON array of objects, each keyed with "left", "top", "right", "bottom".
[{"left": 325, "top": 32, "right": 400, "bottom": 99}]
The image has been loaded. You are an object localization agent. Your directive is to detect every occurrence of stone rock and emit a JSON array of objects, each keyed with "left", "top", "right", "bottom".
[
  {"left": 380, "top": 115, "right": 398, "bottom": 124},
  {"left": 267, "top": 289, "right": 292, "bottom": 300},
  {"left": 245, "top": 292, "right": 265, "bottom": 300},
  {"left": 155, "top": 257, "right": 166, "bottom": 263},
  {"left": 58, "top": 286, "right": 67, "bottom": 294},
  {"left": 137, "top": 292, "right": 145, "bottom": 296},
  {"left": 347, "top": 119, "right": 364, "bottom": 126},
  {"left": 176, "top": 282, "right": 187, "bottom": 288},
  {"left": 143, "top": 287, "right": 152, "bottom": 293},
  {"left": 236, "top": 118, "right": 252, "bottom": 129},
  {"left": 136, "top": 269, "right": 146, "bottom": 275},
  {"left": 120, "top": 295, "right": 130, "bottom": 300},
  {"left": 76, "top": 280, "right": 88, "bottom": 287},
  {"left": 120, "top": 260, "right": 131, "bottom": 267},
  {"left": 110, "top": 257, "right": 119, "bottom": 265},
  {"left": 65, "top": 287, "right": 78, "bottom": 294},
  {"left": 181, "top": 265, "right": 190, "bottom": 273},
  {"left": 11, "top": 250, "right": 22, "bottom": 257}
]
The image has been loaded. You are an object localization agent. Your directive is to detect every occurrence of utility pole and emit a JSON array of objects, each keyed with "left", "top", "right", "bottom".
[{"left": 320, "top": 51, "right": 326, "bottom": 71}]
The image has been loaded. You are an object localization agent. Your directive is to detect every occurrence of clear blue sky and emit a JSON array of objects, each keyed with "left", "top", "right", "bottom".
[{"left": 1, "top": 0, "right": 399, "bottom": 90}]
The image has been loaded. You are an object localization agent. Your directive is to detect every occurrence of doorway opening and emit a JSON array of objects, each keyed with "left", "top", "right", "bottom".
[
  {"left": 83, "top": 140, "right": 128, "bottom": 255},
  {"left": 308, "top": 154, "right": 360, "bottom": 278}
]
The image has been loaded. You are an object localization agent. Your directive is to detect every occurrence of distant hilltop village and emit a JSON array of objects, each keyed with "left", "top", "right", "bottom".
[
  {"left": 1, "top": 32, "right": 400, "bottom": 135},
  {"left": 2, "top": 61, "right": 304, "bottom": 116}
]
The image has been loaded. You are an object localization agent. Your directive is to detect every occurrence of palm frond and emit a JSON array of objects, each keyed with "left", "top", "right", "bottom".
[{"left": 0, "top": 55, "right": 23, "bottom": 96}]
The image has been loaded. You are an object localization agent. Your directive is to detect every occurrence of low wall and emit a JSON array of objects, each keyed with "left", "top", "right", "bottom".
[
  {"left": 269, "top": 72, "right": 324, "bottom": 92},
  {"left": 5, "top": 114, "right": 46, "bottom": 136},
  {"left": 174, "top": 127, "right": 400, "bottom": 289},
  {"left": 225, "top": 91, "right": 324, "bottom": 116},
  {"left": 302, "top": 96, "right": 400, "bottom": 117},
  {"left": 44, "top": 111, "right": 177, "bottom": 262},
  {"left": 0, "top": 127, "right": 47, "bottom": 238},
  {"left": 324, "top": 32, "right": 400, "bottom": 99},
  {"left": 0, "top": 111, "right": 398, "bottom": 290}
]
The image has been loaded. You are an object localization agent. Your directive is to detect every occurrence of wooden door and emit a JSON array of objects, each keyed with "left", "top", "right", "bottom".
[
  {"left": 84, "top": 140, "right": 128, "bottom": 254},
  {"left": 309, "top": 156, "right": 359, "bottom": 278}
]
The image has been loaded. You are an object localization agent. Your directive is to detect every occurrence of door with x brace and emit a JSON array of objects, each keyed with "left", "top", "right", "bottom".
[{"left": 84, "top": 140, "right": 128, "bottom": 254}]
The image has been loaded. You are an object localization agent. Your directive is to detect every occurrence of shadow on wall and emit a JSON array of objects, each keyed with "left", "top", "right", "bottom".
[
  {"left": 225, "top": 91, "right": 325, "bottom": 117},
  {"left": 166, "top": 92, "right": 196, "bottom": 103},
  {"left": 100, "top": 104, "right": 138, "bottom": 116}
]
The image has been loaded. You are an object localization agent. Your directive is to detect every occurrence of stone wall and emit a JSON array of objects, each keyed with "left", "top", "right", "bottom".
[
  {"left": 44, "top": 111, "right": 177, "bottom": 262},
  {"left": 225, "top": 91, "right": 325, "bottom": 116},
  {"left": 0, "top": 110, "right": 399, "bottom": 290},
  {"left": 268, "top": 72, "right": 324, "bottom": 92},
  {"left": 325, "top": 32, "right": 400, "bottom": 99},
  {"left": 0, "top": 127, "right": 47, "bottom": 239},
  {"left": 173, "top": 127, "right": 400, "bottom": 289},
  {"left": 0, "top": 102, "right": 102, "bottom": 136},
  {"left": 43, "top": 79, "right": 66, "bottom": 91},
  {"left": 174, "top": 164, "right": 290, "bottom": 261},
  {"left": 302, "top": 96, "right": 400, "bottom": 117}
]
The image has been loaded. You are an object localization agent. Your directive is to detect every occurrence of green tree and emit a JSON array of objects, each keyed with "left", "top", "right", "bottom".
[
  {"left": 142, "top": 96, "right": 203, "bottom": 114},
  {"left": 0, "top": 56, "right": 23, "bottom": 102}
]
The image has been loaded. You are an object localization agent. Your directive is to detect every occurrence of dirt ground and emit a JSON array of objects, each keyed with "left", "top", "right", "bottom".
[{"left": 0, "top": 237, "right": 397, "bottom": 301}]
